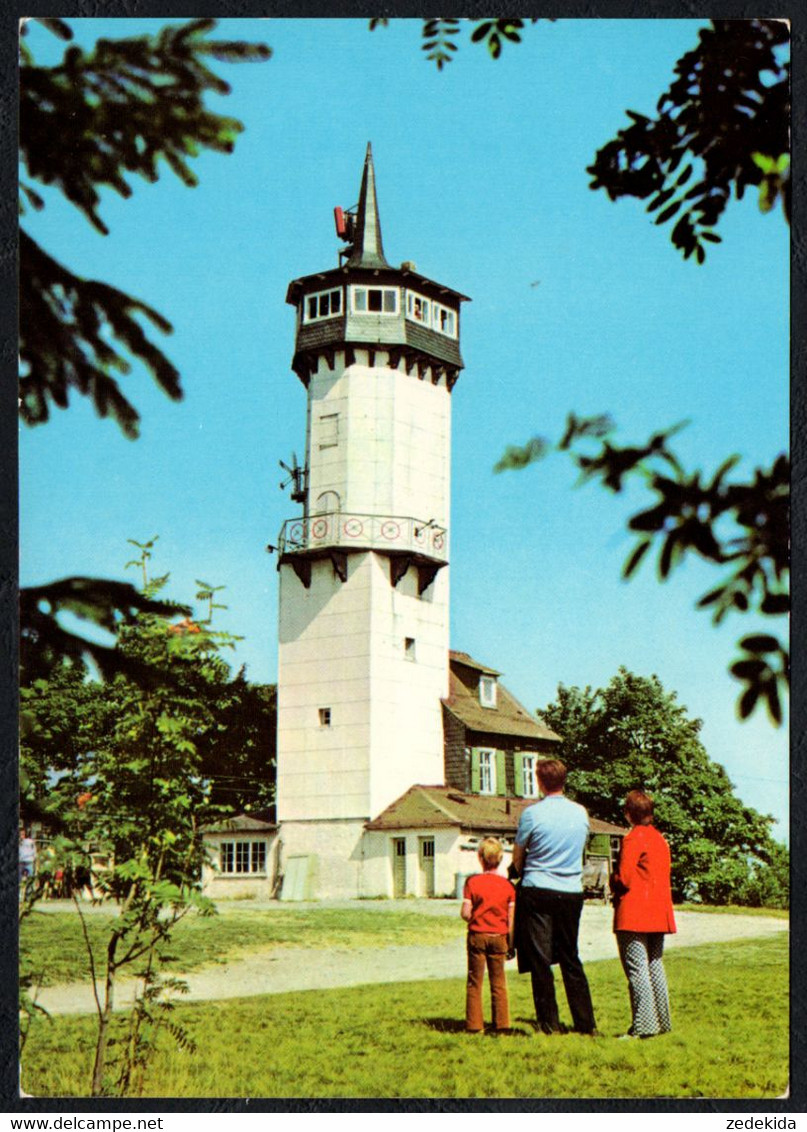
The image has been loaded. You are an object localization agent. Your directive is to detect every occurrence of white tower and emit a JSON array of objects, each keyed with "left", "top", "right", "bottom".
[{"left": 275, "top": 145, "right": 469, "bottom": 897}]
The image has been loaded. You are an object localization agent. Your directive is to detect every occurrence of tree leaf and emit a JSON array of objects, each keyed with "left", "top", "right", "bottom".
[
  {"left": 655, "top": 200, "right": 682, "bottom": 225},
  {"left": 738, "top": 634, "right": 781, "bottom": 654},
  {"left": 622, "top": 539, "right": 652, "bottom": 578}
]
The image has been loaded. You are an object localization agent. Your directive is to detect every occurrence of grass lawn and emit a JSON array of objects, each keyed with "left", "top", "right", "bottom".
[
  {"left": 22, "top": 900, "right": 788, "bottom": 989},
  {"left": 674, "top": 904, "right": 789, "bottom": 920},
  {"left": 21, "top": 935, "right": 788, "bottom": 1099},
  {"left": 20, "top": 904, "right": 462, "bottom": 987}
]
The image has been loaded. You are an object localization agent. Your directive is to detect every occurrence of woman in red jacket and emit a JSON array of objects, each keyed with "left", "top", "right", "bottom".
[{"left": 611, "top": 790, "right": 677, "bottom": 1038}]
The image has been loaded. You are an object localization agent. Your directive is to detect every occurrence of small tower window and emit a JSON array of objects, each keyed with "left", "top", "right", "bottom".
[
  {"left": 404, "top": 637, "right": 416, "bottom": 661},
  {"left": 303, "top": 288, "right": 342, "bottom": 324},
  {"left": 318, "top": 413, "right": 339, "bottom": 449},
  {"left": 479, "top": 675, "right": 497, "bottom": 709},
  {"left": 319, "top": 708, "right": 332, "bottom": 728}
]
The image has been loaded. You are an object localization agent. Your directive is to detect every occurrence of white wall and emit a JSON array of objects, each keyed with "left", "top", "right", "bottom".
[
  {"left": 276, "top": 346, "right": 454, "bottom": 892},
  {"left": 307, "top": 350, "right": 451, "bottom": 527},
  {"left": 279, "top": 819, "right": 367, "bottom": 900},
  {"left": 277, "top": 552, "right": 448, "bottom": 824},
  {"left": 201, "top": 833, "right": 279, "bottom": 901}
]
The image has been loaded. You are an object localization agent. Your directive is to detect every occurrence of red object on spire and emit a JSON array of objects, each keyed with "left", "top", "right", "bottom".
[{"left": 334, "top": 207, "right": 347, "bottom": 238}]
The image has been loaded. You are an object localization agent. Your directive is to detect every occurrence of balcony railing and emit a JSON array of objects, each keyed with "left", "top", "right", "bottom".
[{"left": 278, "top": 512, "right": 448, "bottom": 560}]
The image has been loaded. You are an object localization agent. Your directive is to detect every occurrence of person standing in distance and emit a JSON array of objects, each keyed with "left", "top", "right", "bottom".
[
  {"left": 511, "top": 759, "right": 597, "bottom": 1035},
  {"left": 19, "top": 827, "right": 37, "bottom": 895}
]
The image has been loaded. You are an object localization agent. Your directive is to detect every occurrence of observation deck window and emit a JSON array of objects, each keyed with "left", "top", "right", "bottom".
[
  {"left": 303, "top": 287, "right": 343, "bottom": 323},
  {"left": 351, "top": 285, "right": 398, "bottom": 314},
  {"left": 406, "top": 291, "right": 432, "bottom": 326},
  {"left": 433, "top": 301, "right": 457, "bottom": 338}
]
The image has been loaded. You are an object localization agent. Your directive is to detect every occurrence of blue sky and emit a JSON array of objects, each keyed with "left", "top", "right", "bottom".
[{"left": 20, "top": 18, "right": 790, "bottom": 838}]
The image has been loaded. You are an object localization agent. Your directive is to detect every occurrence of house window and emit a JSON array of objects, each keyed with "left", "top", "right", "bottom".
[
  {"left": 432, "top": 301, "right": 457, "bottom": 338},
  {"left": 220, "top": 840, "right": 267, "bottom": 875},
  {"left": 520, "top": 754, "right": 539, "bottom": 797},
  {"left": 479, "top": 675, "right": 497, "bottom": 708},
  {"left": 351, "top": 285, "right": 398, "bottom": 314},
  {"left": 406, "top": 291, "right": 432, "bottom": 326},
  {"left": 319, "top": 707, "right": 332, "bottom": 727},
  {"left": 478, "top": 748, "right": 496, "bottom": 795},
  {"left": 318, "top": 413, "right": 339, "bottom": 449},
  {"left": 303, "top": 288, "right": 342, "bottom": 323},
  {"left": 404, "top": 637, "right": 416, "bottom": 661}
]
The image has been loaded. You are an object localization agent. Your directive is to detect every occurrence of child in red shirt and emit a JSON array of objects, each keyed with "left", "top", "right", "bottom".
[{"left": 461, "top": 836, "right": 516, "bottom": 1033}]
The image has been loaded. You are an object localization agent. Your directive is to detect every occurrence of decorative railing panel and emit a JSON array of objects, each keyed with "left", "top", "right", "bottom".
[{"left": 279, "top": 512, "right": 448, "bottom": 560}]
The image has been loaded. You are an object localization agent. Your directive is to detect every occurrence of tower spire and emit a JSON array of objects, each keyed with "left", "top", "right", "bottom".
[{"left": 346, "top": 142, "right": 388, "bottom": 269}]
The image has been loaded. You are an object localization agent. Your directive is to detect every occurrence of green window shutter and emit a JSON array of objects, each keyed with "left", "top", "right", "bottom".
[
  {"left": 495, "top": 749, "right": 506, "bottom": 796},
  {"left": 588, "top": 833, "right": 610, "bottom": 857},
  {"left": 513, "top": 752, "right": 524, "bottom": 797},
  {"left": 470, "top": 748, "right": 480, "bottom": 793}
]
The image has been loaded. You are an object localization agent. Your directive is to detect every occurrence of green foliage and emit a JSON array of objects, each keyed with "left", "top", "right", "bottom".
[
  {"left": 540, "top": 668, "right": 788, "bottom": 906},
  {"left": 587, "top": 20, "right": 790, "bottom": 261},
  {"left": 19, "top": 18, "right": 271, "bottom": 437},
  {"left": 420, "top": 19, "right": 460, "bottom": 70},
  {"left": 19, "top": 231, "right": 182, "bottom": 438},
  {"left": 752, "top": 152, "right": 790, "bottom": 214},
  {"left": 496, "top": 414, "right": 789, "bottom": 724},
  {"left": 469, "top": 19, "right": 531, "bottom": 60},
  {"left": 20, "top": 937, "right": 789, "bottom": 1098},
  {"left": 19, "top": 577, "right": 188, "bottom": 685},
  {"left": 19, "top": 543, "right": 276, "bottom": 1095},
  {"left": 369, "top": 18, "right": 553, "bottom": 69},
  {"left": 19, "top": 18, "right": 271, "bottom": 685},
  {"left": 376, "top": 20, "right": 789, "bottom": 256}
]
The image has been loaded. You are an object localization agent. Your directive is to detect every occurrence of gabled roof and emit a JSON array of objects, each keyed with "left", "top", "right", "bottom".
[
  {"left": 450, "top": 650, "right": 501, "bottom": 676},
  {"left": 444, "top": 651, "right": 561, "bottom": 742},
  {"left": 366, "top": 785, "right": 628, "bottom": 837},
  {"left": 203, "top": 813, "right": 278, "bottom": 834}
]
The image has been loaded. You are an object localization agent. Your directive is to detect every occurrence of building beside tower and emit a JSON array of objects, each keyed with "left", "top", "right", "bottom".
[{"left": 201, "top": 145, "right": 626, "bottom": 900}]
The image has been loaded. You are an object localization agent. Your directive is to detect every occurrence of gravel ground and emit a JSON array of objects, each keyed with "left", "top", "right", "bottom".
[{"left": 31, "top": 901, "right": 788, "bottom": 1017}]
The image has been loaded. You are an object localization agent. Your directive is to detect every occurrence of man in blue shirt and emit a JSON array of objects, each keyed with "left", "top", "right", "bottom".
[{"left": 512, "top": 759, "right": 597, "bottom": 1035}]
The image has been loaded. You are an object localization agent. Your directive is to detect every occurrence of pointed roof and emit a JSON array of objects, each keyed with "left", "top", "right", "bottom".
[{"left": 346, "top": 143, "right": 389, "bottom": 269}]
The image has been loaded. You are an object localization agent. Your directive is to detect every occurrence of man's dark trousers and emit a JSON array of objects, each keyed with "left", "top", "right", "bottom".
[{"left": 517, "top": 885, "right": 596, "bottom": 1034}]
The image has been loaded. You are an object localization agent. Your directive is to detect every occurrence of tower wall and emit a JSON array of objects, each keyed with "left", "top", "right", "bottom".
[
  {"left": 307, "top": 351, "right": 451, "bottom": 527},
  {"left": 276, "top": 549, "right": 448, "bottom": 825},
  {"left": 275, "top": 145, "right": 467, "bottom": 898}
]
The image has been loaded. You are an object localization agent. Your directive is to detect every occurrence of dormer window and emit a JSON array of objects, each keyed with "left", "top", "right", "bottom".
[
  {"left": 351, "top": 285, "right": 398, "bottom": 314},
  {"left": 303, "top": 287, "right": 342, "bottom": 323},
  {"left": 479, "top": 674, "right": 497, "bottom": 709}
]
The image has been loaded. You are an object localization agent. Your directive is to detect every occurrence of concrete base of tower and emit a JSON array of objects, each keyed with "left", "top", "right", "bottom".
[
  {"left": 278, "top": 819, "right": 375, "bottom": 900},
  {"left": 277, "top": 819, "right": 470, "bottom": 900}
]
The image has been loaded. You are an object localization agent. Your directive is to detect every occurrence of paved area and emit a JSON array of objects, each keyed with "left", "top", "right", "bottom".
[{"left": 30, "top": 902, "right": 788, "bottom": 1016}]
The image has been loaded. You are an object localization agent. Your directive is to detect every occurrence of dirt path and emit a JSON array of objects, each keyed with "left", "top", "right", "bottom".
[{"left": 32, "top": 904, "right": 787, "bottom": 1017}]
